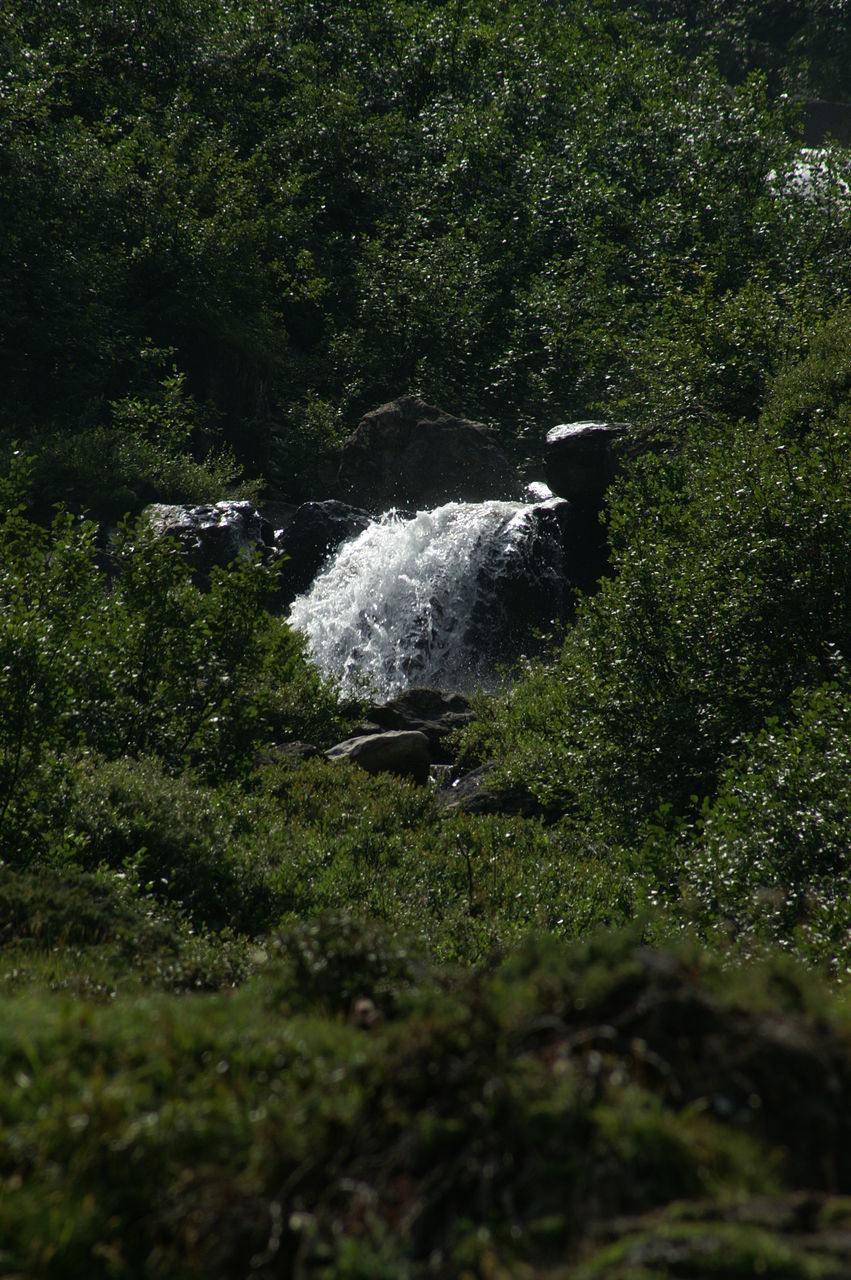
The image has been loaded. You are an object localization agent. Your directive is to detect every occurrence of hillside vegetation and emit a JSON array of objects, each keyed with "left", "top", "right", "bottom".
[{"left": 2, "top": 1, "right": 851, "bottom": 1275}]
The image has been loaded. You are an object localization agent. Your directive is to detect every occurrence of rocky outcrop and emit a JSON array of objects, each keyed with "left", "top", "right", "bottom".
[
  {"left": 144, "top": 500, "right": 276, "bottom": 579},
  {"left": 256, "top": 499, "right": 298, "bottom": 533},
  {"left": 324, "top": 729, "right": 431, "bottom": 783},
  {"left": 142, "top": 498, "right": 371, "bottom": 607},
  {"left": 365, "top": 688, "right": 474, "bottom": 764},
  {"left": 544, "top": 421, "right": 646, "bottom": 593},
  {"left": 439, "top": 761, "right": 549, "bottom": 818},
  {"left": 275, "top": 500, "right": 372, "bottom": 605},
  {"left": 333, "top": 395, "right": 522, "bottom": 514},
  {"left": 465, "top": 497, "right": 579, "bottom": 654}
]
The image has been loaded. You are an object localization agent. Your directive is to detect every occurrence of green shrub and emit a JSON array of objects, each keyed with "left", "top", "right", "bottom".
[
  {"left": 260, "top": 912, "right": 430, "bottom": 1018},
  {"left": 680, "top": 674, "right": 851, "bottom": 971},
  {"left": 463, "top": 328, "right": 851, "bottom": 843},
  {"left": 0, "top": 458, "right": 344, "bottom": 858},
  {"left": 249, "top": 758, "right": 634, "bottom": 963},
  {"left": 47, "top": 754, "right": 281, "bottom": 934},
  {"left": 1, "top": 928, "right": 819, "bottom": 1279},
  {"left": 0, "top": 860, "right": 253, "bottom": 996},
  {"left": 761, "top": 302, "right": 851, "bottom": 441},
  {"left": 30, "top": 370, "right": 258, "bottom": 518}
]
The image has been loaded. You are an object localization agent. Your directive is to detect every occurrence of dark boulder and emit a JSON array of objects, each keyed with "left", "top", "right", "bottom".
[
  {"left": 255, "top": 740, "right": 320, "bottom": 767},
  {"left": 439, "top": 762, "right": 550, "bottom": 819},
  {"left": 276, "top": 500, "right": 372, "bottom": 604},
  {"left": 544, "top": 421, "right": 630, "bottom": 508},
  {"left": 544, "top": 422, "right": 648, "bottom": 593},
  {"left": 796, "top": 98, "right": 851, "bottom": 147},
  {"left": 256, "top": 499, "right": 299, "bottom": 534},
  {"left": 467, "top": 498, "right": 578, "bottom": 658},
  {"left": 333, "top": 395, "right": 522, "bottom": 514}
]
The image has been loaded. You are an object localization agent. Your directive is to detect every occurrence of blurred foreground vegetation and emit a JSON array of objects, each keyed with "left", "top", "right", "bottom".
[{"left": 2, "top": 0, "right": 851, "bottom": 1275}]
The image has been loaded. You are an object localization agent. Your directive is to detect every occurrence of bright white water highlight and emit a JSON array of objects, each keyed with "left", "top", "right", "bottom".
[{"left": 289, "top": 499, "right": 564, "bottom": 702}]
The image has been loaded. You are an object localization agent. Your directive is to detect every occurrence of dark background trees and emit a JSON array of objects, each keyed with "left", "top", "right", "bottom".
[{"left": 3, "top": 0, "right": 849, "bottom": 504}]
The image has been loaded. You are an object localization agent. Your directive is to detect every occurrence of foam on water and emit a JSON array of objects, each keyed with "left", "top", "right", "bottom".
[{"left": 289, "top": 499, "right": 540, "bottom": 701}]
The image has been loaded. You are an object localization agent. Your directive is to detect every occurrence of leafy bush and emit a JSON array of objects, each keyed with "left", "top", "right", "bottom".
[
  {"left": 260, "top": 912, "right": 429, "bottom": 1018},
  {"left": 249, "top": 758, "right": 634, "bottom": 962},
  {"left": 464, "top": 324, "right": 851, "bottom": 841},
  {"left": 4, "top": 0, "right": 847, "bottom": 486},
  {"left": 761, "top": 301, "right": 851, "bottom": 440},
  {"left": 48, "top": 754, "right": 281, "bottom": 933},
  {"left": 0, "top": 860, "right": 253, "bottom": 996},
  {"left": 3, "top": 928, "right": 848, "bottom": 1278},
  {"left": 680, "top": 674, "right": 851, "bottom": 971},
  {"left": 0, "top": 455, "right": 346, "bottom": 860},
  {"left": 30, "top": 371, "right": 258, "bottom": 518}
]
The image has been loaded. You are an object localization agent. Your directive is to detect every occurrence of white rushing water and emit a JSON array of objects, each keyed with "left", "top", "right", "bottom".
[{"left": 289, "top": 499, "right": 566, "bottom": 702}]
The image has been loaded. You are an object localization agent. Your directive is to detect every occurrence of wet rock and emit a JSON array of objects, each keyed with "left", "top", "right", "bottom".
[
  {"left": 144, "top": 500, "right": 274, "bottom": 581},
  {"left": 277, "top": 500, "right": 372, "bottom": 604},
  {"left": 333, "top": 395, "right": 523, "bottom": 514},
  {"left": 324, "top": 729, "right": 431, "bottom": 784},
  {"left": 470, "top": 497, "right": 577, "bottom": 649}
]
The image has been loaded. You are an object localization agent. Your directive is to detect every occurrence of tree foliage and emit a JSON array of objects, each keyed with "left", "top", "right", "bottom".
[
  {"left": 466, "top": 306, "right": 851, "bottom": 850},
  {"left": 3, "top": 0, "right": 850, "bottom": 499}
]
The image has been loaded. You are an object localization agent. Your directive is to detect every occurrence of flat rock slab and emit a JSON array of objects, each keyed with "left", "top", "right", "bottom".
[{"left": 324, "top": 730, "right": 431, "bottom": 784}]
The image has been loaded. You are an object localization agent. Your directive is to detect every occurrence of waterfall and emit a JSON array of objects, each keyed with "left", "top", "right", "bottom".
[{"left": 288, "top": 498, "right": 572, "bottom": 702}]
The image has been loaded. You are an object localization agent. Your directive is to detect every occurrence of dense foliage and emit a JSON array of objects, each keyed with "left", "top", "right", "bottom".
[
  {"left": 3, "top": 0, "right": 851, "bottom": 1274},
  {"left": 462, "top": 302, "right": 851, "bottom": 961},
  {"left": 3, "top": 0, "right": 851, "bottom": 503}
]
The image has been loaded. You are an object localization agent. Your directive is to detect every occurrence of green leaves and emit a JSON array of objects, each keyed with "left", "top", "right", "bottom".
[
  {"left": 464, "top": 303, "right": 851, "bottom": 870},
  {"left": 6, "top": 0, "right": 848, "bottom": 493},
  {"left": 682, "top": 672, "right": 851, "bottom": 969},
  {"left": 0, "top": 470, "right": 301, "bottom": 858}
]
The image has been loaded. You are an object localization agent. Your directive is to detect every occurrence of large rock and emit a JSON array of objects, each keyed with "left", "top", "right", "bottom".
[
  {"left": 324, "top": 730, "right": 431, "bottom": 783},
  {"left": 439, "top": 762, "right": 549, "bottom": 819},
  {"left": 468, "top": 497, "right": 579, "bottom": 652},
  {"left": 365, "top": 688, "right": 474, "bottom": 764},
  {"left": 276, "top": 500, "right": 372, "bottom": 604},
  {"left": 333, "top": 395, "right": 522, "bottom": 514},
  {"left": 544, "top": 422, "right": 643, "bottom": 593},
  {"left": 796, "top": 97, "right": 851, "bottom": 147},
  {"left": 256, "top": 499, "right": 299, "bottom": 533},
  {"left": 144, "top": 501, "right": 275, "bottom": 579},
  {"left": 544, "top": 421, "right": 630, "bottom": 508}
]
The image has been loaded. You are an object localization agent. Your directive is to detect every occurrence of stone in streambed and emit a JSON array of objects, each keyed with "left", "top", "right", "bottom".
[
  {"left": 276, "top": 499, "right": 372, "bottom": 604},
  {"left": 364, "top": 688, "right": 474, "bottom": 764},
  {"left": 324, "top": 730, "right": 431, "bottom": 784}
]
